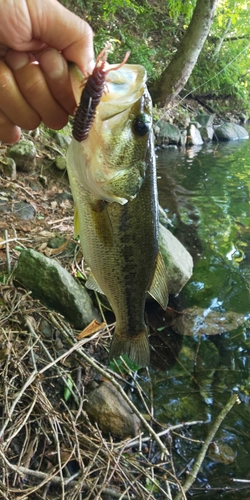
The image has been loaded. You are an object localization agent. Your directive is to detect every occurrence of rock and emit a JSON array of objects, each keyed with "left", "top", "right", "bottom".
[
  {"left": 13, "top": 201, "right": 36, "bottom": 220},
  {"left": 180, "top": 129, "right": 187, "bottom": 146},
  {"left": 155, "top": 121, "right": 181, "bottom": 146},
  {"left": 55, "top": 156, "right": 67, "bottom": 171},
  {"left": 187, "top": 124, "right": 203, "bottom": 146},
  {"left": 159, "top": 223, "right": 193, "bottom": 294},
  {"left": 47, "top": 236, "right": 67, "bottom": 249},
  {"left": 238, "top": 113, "right": 247, "bottom": 124},
  {"left": 0, "top": 157, "right": 16, "bottom": 179},
  {"left": 14, "top": 248, "right": 100, "bottom": 329},
  {"left": 208, "top": 442, "right": 236, "bottom": 465},
  {"left": 214, "top": 123, "right": 249, "bottom": 141},
  {"left": 49, "top": 130, "right": 71, "bottom": 148},
  {"left": 7, "top": 139, "right": 37, "bottom": 172},
  {"left": 158, "top": 205, "right": 172, "bottom": 228},
  {"left": 175, "top": 114, "right": 190, "bottom": 129},
  {"left": 84, "top": 380, "right": 140, "bottom": 438},
  {"left": 191, "top": 120, "right": 201, "bottom": 129},
  {"left": 199, "top": 126, "right": 214, "bottom": 142},
  {"left": 195, "top": 114, "right": 215, "bottom": 127},
  {"left": 171, "top": 305, "right": 246, "bottom": 336}
]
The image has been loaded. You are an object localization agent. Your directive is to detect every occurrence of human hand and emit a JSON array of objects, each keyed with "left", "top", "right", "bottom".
[{"left": 0, "top": 0, "right": 94, "bottom": 143}]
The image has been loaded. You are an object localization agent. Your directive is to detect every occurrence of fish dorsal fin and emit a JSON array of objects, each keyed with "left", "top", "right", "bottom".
[
  {"left": 86, "top": 273, "right": 105, "bottom": 295},
  {"left": 74, "top": 205, "right": 80, "bottom": 238},
  {"left": 148, "top": 252, "right": 168, "bottom": 310}
]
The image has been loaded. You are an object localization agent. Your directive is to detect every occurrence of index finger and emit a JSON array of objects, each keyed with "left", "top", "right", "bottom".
[{"left": 27, "top": 0, "right": 95, "bottom": 73}]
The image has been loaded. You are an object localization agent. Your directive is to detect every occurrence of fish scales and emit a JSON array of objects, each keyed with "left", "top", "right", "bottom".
[{"left": 67, "top": 60, "right": 168, "bottom": 366}]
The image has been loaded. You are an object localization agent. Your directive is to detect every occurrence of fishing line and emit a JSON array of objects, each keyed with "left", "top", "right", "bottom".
[{"left": 155, "top": 41, "right": 250, "bottom": 124}]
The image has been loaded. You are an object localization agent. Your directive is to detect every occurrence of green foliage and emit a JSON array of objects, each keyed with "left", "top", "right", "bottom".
[
  {"left": 184, "top": 0, "right": 250, "bottom": 111},
  {"left": 167, "top": 0, "right": 196, "bottom": 22},
  {"left": 109, "top": 354, "right": 141, "bottom": 374},
  {"left": 64, "top": 375, "right": 74, "bottom": 401},
  {"left": 60, "top": 0, "right": 250, "bottom": 111}
]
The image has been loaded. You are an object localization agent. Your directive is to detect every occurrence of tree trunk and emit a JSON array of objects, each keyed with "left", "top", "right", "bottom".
[{"left": 149, "top": 0, "right": 219, "bottom": 107}]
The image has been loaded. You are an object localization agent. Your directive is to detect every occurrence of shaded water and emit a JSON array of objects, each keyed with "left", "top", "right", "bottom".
[{"left": 147, "top": 139, "right": 250, "bottom": 498}]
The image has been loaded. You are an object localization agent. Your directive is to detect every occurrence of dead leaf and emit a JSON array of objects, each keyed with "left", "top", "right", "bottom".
[
  {"left": 77, "top": 319, "right": 106, "bottom": 339},
  {"left": 0, "top": 236, "right": 6, "bottom": 248},
  {"left": 44, "top": 238, "right": 70, "bottom": 256}
]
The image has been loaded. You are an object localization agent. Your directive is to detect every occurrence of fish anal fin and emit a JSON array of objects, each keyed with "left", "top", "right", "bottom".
[
  {"left": 148, "top": 252, "right": 168, "bottom": 310},
  {"left": 86, "top": 273, "right": 105, "bottom": 295}
]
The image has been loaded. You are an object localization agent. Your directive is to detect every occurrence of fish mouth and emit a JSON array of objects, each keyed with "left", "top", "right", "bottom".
[
  {"left": 68, "top": 62, "right": 152, "bottom": 205},
  {"left": 70, "top": 63, "right": 147, "bottom": 121}
]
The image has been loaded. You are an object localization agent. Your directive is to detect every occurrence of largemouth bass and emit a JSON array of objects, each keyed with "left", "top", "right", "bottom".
[{"left": 67, "top": 59, "right": 168, "bottom": 366}]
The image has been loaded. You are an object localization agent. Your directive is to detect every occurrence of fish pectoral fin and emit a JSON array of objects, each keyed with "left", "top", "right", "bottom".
[
  {"left": 74, "top": 205, "right": 80, "bottom": 238},
  {"left": 148, "top": 252, "right": 168, "bottom": 310},
  {"left": 86, "top": 273, "right": 105, "bottom": 295},
  {"left": 90, "top": 199, "right": 113, "bottom": 247}
]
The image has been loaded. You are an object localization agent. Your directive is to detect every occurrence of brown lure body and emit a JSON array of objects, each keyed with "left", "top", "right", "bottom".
[{"left": 72, "top": 47, "right": 130, "bottom": 142}]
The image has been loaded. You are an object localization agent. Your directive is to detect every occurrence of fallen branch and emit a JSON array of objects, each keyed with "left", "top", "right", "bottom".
[
  {"left": 174, "top": 393, "right": 240, "bottom": 500},
  {"left": 49, "top": 313, "right": 170, "bottom": 458}
]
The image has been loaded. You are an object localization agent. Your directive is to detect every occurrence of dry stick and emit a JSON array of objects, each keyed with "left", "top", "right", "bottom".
[
  {"left": 25, "top": 316, "right": 81, "bottom": 406},
  {"left": 95, "top": 429, "right": 129, "bottom": 499},
  {"left": 0, "top": 449, "right": 80, "bottom": 485},
  {"left": 121, "top": 420, "right": 204, "bottom": 450},
  {"left": 4, "top": 395, "right": 38, "bottom": 446},
  {"left": 174, "top": 393, "right": 240, "bottom": 500},
  {"left": 232, "top": 479, "right": 250, "bottom": 483},
  {"left": 0, "top": 369, "right": 37, "bottom": 440},
  {"left": 0, "top": 236, "right": 32, "bottom": 246},
  {"left": 49, "top": 314, "right": 170, "bottom": 457}
]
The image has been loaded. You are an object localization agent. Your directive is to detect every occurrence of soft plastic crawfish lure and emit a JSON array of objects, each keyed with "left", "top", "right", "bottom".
[{"left": 72, "top": 46, "right": 130, "bottom": 142}]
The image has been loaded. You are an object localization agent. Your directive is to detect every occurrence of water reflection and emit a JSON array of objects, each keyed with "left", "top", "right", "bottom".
[{"left": 147, "top": 138, "right": 250, "bottom": 498}]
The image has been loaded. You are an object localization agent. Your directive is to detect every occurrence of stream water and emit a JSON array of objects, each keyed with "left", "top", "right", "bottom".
[{"left": 146, "top": 137, "right": 250, "bottom": 498}]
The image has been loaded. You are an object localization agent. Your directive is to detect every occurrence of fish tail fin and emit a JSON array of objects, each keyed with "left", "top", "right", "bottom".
[{"left": 109, "top": 330, "right": 150, "bottom": 368}]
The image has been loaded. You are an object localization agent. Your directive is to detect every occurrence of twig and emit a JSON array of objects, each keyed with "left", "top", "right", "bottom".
[
  {"left": 120, "top": 420, "right": 204, "bottom": 449},
  {"left": 0, "top": 370, "right": 37, "bottom": 440},
  {"left": 49, "top": 314, "right": 169, "bottom": 457},
  {"left": 25, "top": 316, "right": 81, "bottom": 406},
  {"left": 0, "top": 449, "right": 80, "bottom": 485},
  {"left": 232, "top": 478, "right": 250, "bottom": 483},
  {"left": 0, "top": 236, "right": 32, "bottom": 246},
  {"left": 174, "top": 394, "right": 240, "bottom": 500}
]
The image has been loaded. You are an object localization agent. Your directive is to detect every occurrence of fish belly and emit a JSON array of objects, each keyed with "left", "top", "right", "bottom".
[{"left": 68, "top": 136, "right": 158, "bottom": 366}]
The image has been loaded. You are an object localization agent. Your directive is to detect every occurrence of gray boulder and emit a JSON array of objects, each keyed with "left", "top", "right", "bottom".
[
  {"left": 195, "top": 114, "right": 215, "bottom": 127},
  {"left": 214, "top": 123, "right": 249, "bottom": 141},
  {"left": 14, "top": 248, "right": 100, "bottom": 329},
  {"left": 200, "top": 126, "right": 214, "bottom": 142},
  {"left": 7, "top": 139, "right": 36, "bottom": 172},
  {"left": 187, "top": 124, "right": 203, "bottom": 146},
  {"left": 159, "top": 223, "right": 193, "bottom": 295},
  {"left": 0, "top": 157, "right": 16, "bottom": 179},
  {"left": 155, "top": 121, "right": 181, "bottom": 146}
]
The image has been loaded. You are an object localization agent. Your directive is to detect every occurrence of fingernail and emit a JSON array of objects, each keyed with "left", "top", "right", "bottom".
[
  {"left": 6, "top": 51, "right": 30, "bottom": 71},
  {"left": 40, "top": 50, "right": 66, "bottom": 80}
]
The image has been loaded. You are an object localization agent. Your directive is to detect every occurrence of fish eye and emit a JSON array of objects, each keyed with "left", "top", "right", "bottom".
[{"left": 133, "top": 113, "right": 151, "bottom": 136}]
